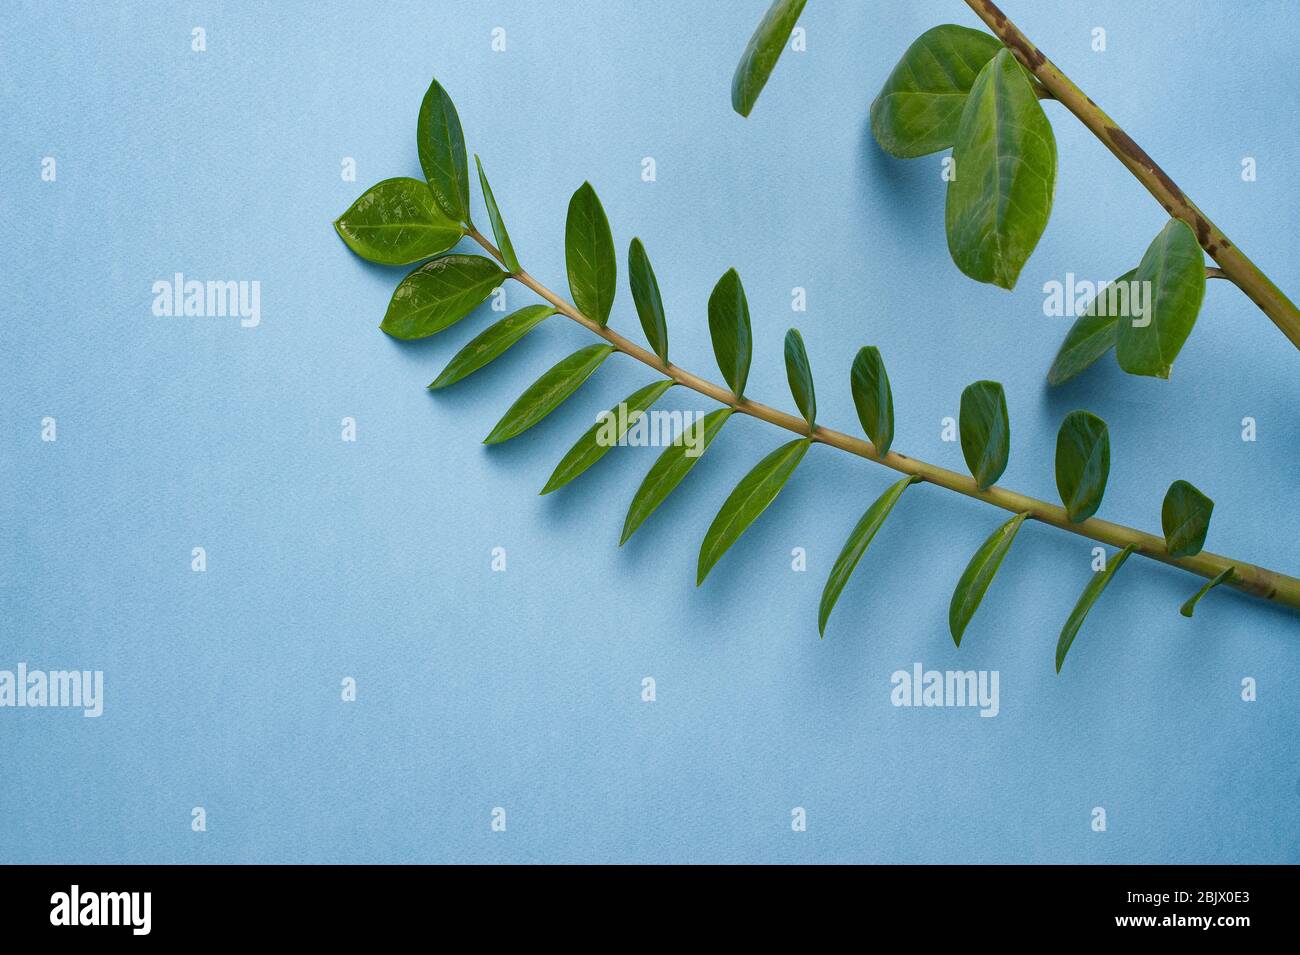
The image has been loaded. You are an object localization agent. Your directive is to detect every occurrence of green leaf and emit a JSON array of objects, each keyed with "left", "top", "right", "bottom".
[
  {"left": 818, "top": 475, "right": 919, "bottom": 636},
  {"left": 428, "top": 305, "right": 556, "bottom": 390},
  {"left": 540, "top": 380, "right": 676, "bottom": 495},
  {"left": 850, "top": 346, "right": 894, "bottom": 455},
  {"left": 1056, "top": 544, "right": 1135, "bottom": 673},
  {"left": 333, "top": 178, "right": 463, "bottom": 266},
  {"left": 628, "top": 238, "right": 669, "bottom": 363},
  {"left": 1116, "top": 219, "right": 1207, "bottom": 379},
  {"left": 731, "top": 0, "right": 807, "bottom": 117},
  {"left": 1162, "top": 479, "right": 1214, "bottom": 558},
  {"left": 959, "top": 380, "right": 1010, "bottom": 489},
  {"left": 483, "top": 344, "right": 615, "bottom": 445},
  {"left": 417, "top": 77, "right": 471, "bottom": 225},
  {"left": 565, "top": 182, "right": 617, "bottom": 326},
  {"left": 870, "top": 24, "right": 1003, "bottom": 158},
  {"left": 783, "top": 328, "right": 816, "bottom": 427},
  {"left": 707, "top": 269, "right": 753, "bottom": 396},
  {"left": 945, "top": 49, "right": 1057, "bottom": 290},
  {"left": 1180, "top": 567, "right": 1234, "bottom": 618},
  {"left": 1055, "top": 410, "right": 1110, "bottom": 523},
  {"left": 380, "top": 254, "right": 508, "bottom": 340},
  {"left": 474, "top": 155, "right": 520, "bottom": 273},
  {"left": 1046, "top": 269, "right": 1135, "bottom": 386},
  {"left": 697, "top": 438, "right": 810, "bottom": 585},
  {"left": 621, "top": 408, "right": 733, "bottom": 545},
  {"left": 949, "top": 512, "right": 1028, "bottom": 646}
]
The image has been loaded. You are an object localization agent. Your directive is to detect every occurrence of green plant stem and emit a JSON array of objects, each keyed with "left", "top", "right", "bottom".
[
  {"left": 465, "top": 227, "right": 1300, "bottom": 612},
  {"left": 964, "top": 0, "right": 1300, "bottom": 350}
]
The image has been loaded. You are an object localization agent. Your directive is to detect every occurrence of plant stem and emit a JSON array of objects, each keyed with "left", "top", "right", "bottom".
[
  {"left": 964, "top": 0, "right": 1300, "bottom": 350},
  {"left": 465, "top": 226, "right": 1300, "bottom": 612}
]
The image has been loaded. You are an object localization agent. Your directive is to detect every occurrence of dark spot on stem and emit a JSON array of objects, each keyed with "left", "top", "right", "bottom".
[{"left": 1104, "top": 125, "right": 1184, "bottom": 201}]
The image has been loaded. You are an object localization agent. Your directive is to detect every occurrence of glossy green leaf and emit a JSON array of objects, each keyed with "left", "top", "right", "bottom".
[
  {"left": 417, "top": 77, "right": 471, "bottom": 225},
  {"left": 850, "top": 346, "right": 894, "bottom": 455},
  {"left": 1055, "top": 410, "right": 1110, "bottom": 523},
  {"left": 959, "top": 380, "right": 1010, "bottom": 489},
  {"left": 731, "top": 0, "right": 807, "bottom": 117},
  {"left": 870, "top": 24, "right": 1003, "bottom": 158},
  {"left": 783, "top": 328, "right": 816, "bottom": 427},
  {"left": 818, "top": 475, "right": 919, "bottom": 636},
  {"left": 380, "top": 254, "right": 507, "bottom": 340},
  {"left": 946, "top": 49, "right": 1057, "bottom": 290},
  {"left": 541, "top": 380, "right": 676, "bottom": 495},
  {"left": 483, "top": 344, "right": 615, "bottom": 445},
  {"left": 565, "top": 182, "right": 617, "bottom": 326},
  {"left": 333, "top": 178, "right": 463, "bottom": 266},
  {"left": 1180, "top": 567, "right": 1234, "bottom": 618},
  {"left": 428, "top": 305, "right": 556, "bottom": 390},
  {"left": 1056, "top": 544, "right": 1135, "bottom": 673},
  {"left": 474, "top": 155, "right": 520, "bottom": 273},
  {"left": 1046, "top": 269, "right": 1135, "bottom": 385},
  {"left": 949, "top": 512, "right": 1028, "bottom": 646},
  {"left": 1162, "top": 479, "right": 1214, "bottom": 558},
  {"left": 697, "top": 438, "right": 810, "bottom": 585},
  {"left": 707, "top": 269, "right": 752, "bottom": 396},
  {"left": 628, "top": 238, "right": 669, "bottom": 362},
  {"left": 1116, "top": 219, "right": 1206, "bottom": 379},
  {"left": 621, "top": 408, "right": 733, "bottom": 545}
]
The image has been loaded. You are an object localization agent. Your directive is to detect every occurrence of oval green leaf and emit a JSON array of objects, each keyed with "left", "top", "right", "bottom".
[
  {"left": 1162, "top": 479, "right": 1214, "bottom": 558},
  {"left": 818, "top": 475, "right": 919, "bottom": 636},
  {"left": 565, "top": 182, "right": 617, "bottom": 327},
  {"left": 1046, "top": 269, "right": 1135, "bottom": 386},
  {"left": 428, "top": 305, "right": 556, "bottom": 390},
  {"left": 1055, "top": 410, "right": 1110, "bottom": 523},
  {"left": 783, "top": 328, "right": 816, "bottom": 427},
  {"left": 1056, "top": 544, "right": 1135, "bottom": 673},
  {"left": 474, "top": 155, "right": 520, "bottom": 273},
  {"left": 949, "top": 512, "right": 1028, "bottom": 646},
  {"left": 541, "top": 380, "right": 676, "bottom": 495},
  {"left": 850, "top": 346, "right": 894, "bottom": 456},
  {"left": 946, "top": 49, "right": 1057, "bottom": 290},
  {"left": 621, "top": 408, "right": 734, "bottom": 545},
  {"left": 870, "top": 24, "right": 1003, "bottom": 158},
  {"left": 707, "top": 269, "right": 752, "bottom": 397},
  {"left": 628, "top": 238, "right": 669, "bottom": 363},
  {"left": 333, "top": 178, "right": 463, "bottom": 266},
  {"left": 483, "top": 344, "right": 615, "bottom": 445},
  {"left": 417, "top": 77, "right": 471, "bottom": 225},
  {"left": 959, "top": 380, "right": 1010, "bottom": 490},
  {"left": 697, "top": 438, "right": 810, "bottom": 585},
  {"left": 380, "top": 254, "right": 507, "bottom": 340},
  {"left": 1180, "top": 566, "right": 1234, "bottom": 618},
  {"left": 1117, "top": 219, "right": 1206, "bottom": 379},
  {"left": 731, "top": 0, "right": 807, "bottom": 118}
]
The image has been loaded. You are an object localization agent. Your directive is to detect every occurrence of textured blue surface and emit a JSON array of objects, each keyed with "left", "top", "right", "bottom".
[{"left": 2, "top": 0, "right": 1298, "bottom": 864}]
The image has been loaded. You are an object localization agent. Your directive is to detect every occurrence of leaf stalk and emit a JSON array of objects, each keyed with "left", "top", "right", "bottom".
[{"left": 464, "top": 226, "right": 1300, "bottom": 613}]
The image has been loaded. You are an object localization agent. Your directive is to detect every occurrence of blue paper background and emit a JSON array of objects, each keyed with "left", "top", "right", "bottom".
[{"left": 2, "top": 0, "right": 1297, "bottom": 864}]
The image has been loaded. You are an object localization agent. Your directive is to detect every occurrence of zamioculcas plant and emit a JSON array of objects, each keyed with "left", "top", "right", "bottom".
[
  {"left": 334, "top": 76, "right": 1300, "bottom": 673},
  {"left": 730, "top": 0, "right": 1300, "bottom": 383}
]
